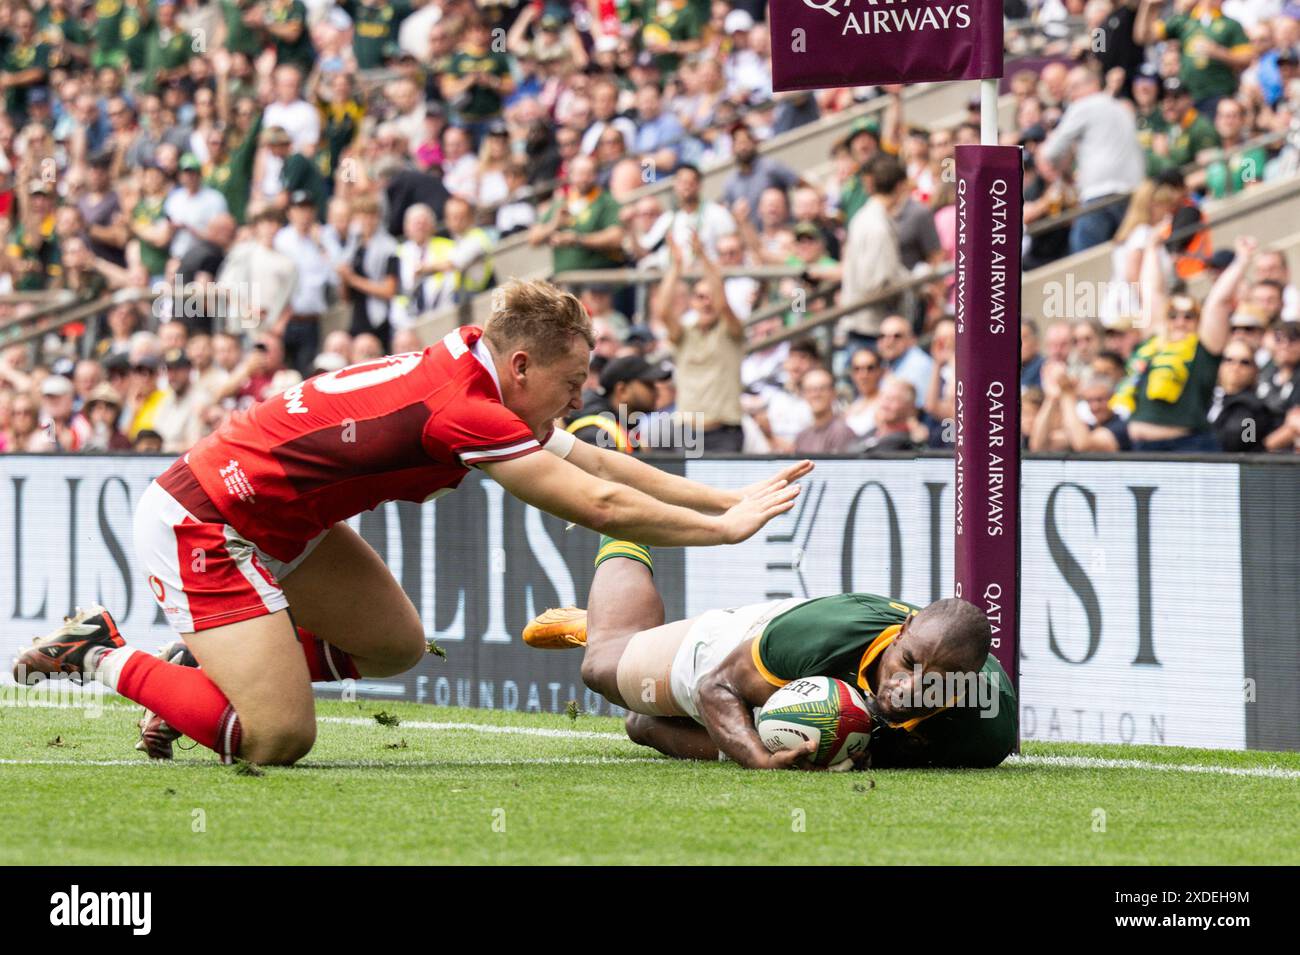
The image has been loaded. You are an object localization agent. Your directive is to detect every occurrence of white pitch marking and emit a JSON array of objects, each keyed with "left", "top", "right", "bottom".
[
  {"left": 0, "top": 699, "right": 137, "bottom": 712},
  {"left": 299, "top": 757, "right": 666, "bottom": 768},
  {"left": 0, "top": 758, "right": 173, "bottom": 766},
  {"left": 317, "top": 716, "right": 626, "bottom": 740},
  {"left": 6, "top": 703, "right": 1299, "bottom": 779},
  {"left": 1006, "top": 753, "right": 1300, "bottom": 780},
  {"left": 0, "top": 756, "right": 664, "bottom": 768}
]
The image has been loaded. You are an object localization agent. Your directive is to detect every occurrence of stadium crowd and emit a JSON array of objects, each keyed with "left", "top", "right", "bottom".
[{"left": 0, "top": 0, "right": 1298, "bottom": 456}]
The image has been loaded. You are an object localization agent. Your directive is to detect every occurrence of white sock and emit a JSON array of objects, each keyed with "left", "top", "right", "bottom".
[{"left": 90, "top": 646, "right": 140, "bottom": 692}]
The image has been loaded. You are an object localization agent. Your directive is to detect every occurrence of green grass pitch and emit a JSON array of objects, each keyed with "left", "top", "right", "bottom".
[{"left": 1, "top": 694, "right": 1297, "bottom": 865}]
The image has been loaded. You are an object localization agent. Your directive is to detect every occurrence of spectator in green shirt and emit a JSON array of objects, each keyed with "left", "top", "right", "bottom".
[
  {"left": 440, "top": 18, "right": 514, "bottom": 138},
  {"left": 529, "top": 154, "right": 625, "bottom": 275},
  {"left": 265, "top": 0, "right": 313, "bottom": 72},
  {"left": 261, "top": 125, "right": 326, "bottom": 219},
  {"left": 130, "top": 161, "right": 176, "bottom": 280},
  {"left": 4, "top": 182, "right": 61, "bottom": 291},
  {"left": 37, "top": 0, "right": 91, "bottom": 70},
  {"left": 218, "top": 0, "right": 264, "bottom": 59},
  {"left": 142, "top": 0, "right": 193, "bottom": 94},
  {"left": 345, "top": 0, "right": 410, "bottom": 69},
  {"left": 1147, "top": 78, "right": 1218, "bottom": 175},
  {"left": 781, "top": 222, "right": 841, "bottom": 326},
  {"left": 835, "top": 112, "right": 901, "bottom": 227},
  {"left": 315, "top": 72, "right": 364, "bottom": 190},
  {"left": 1200, "top": 97, "right": 1267, "bottom": 198},
  {"left": 91, "top": 0, "right": 130, "bottom": 69},
  {"left": 119, "top": 0, "right": 151, "bottom": 72},
  {"left": 204, "top": 88, "right": 261, "bottom": 223},
  {"left": 1112, "top": 230, "right": 1236, "bottom": 451},
  {"left": 641, "top": 0, "right": 703, "bottom": 74},
  {"left": 1131, "top": 66, "right": 1167, "bottom": 154},
  {"left": 1, "top": 7, "right": 51, "bottom": 123},
  {"left": 1135, "top": 0, "right": 1256, "bottom": 115}
]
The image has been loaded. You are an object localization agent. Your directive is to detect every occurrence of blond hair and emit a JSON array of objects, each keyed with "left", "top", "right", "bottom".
[{"left": 483, "top": 279, "right": 594, "bottom": 365}]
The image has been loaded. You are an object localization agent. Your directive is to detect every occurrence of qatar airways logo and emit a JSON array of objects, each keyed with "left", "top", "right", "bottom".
[{"left": 800, "top": 0, "right": 972, "bottom": 36}]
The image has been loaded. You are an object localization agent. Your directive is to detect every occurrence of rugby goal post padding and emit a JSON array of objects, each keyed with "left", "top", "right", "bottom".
[
  {"left": 954, "top": 144, "right": 1023, "bottom": 724},
  {"left": 769, "top": 3, "right": 1022, "bottom": 746}
]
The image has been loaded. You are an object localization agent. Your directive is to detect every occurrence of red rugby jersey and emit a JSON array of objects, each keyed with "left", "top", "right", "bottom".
[{"left": 184, "top": 326, "right": 545, "bottom": 560}]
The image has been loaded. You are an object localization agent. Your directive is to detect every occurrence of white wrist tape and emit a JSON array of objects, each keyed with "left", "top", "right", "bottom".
[{"left": 543, "top": 426, "right": 577, "bottom": 459}]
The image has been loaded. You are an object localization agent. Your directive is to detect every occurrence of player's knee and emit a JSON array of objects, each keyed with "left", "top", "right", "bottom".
[
  {"left": 387, "top": 623, "right": 428, "bottom": 675},
  {"left": 624, "top": 712, "right": 652, "bottom": 746},
  {"left": 580, "top": 648, "right": 617, "bottom": 698},
  {"left": 241, "top": 719, "right": 316, "bottom": 766},
  {"left": 360, "top": 622, "right": 427, "bottom": 677}
]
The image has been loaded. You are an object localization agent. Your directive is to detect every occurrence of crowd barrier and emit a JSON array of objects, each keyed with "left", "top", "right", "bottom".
[{"left": 1, "top": 453, "right": 1295, "bottom": 752}]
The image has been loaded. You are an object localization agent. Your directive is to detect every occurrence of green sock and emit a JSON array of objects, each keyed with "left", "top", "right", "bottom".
[{"left": 594, "top": 535, "right": 653, "bottom": 575}]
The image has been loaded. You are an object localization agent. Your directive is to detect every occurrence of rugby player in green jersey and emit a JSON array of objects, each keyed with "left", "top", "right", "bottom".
[{"left": 524, "top": 536, "right": 1017, "bottom": 770}]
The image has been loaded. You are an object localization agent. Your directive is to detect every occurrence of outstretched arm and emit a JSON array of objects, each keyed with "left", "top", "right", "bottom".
[
  {"left": 1139, "top": 228, "right": 1169, "bottom": 338},
  {"left": 1200, "top": 234, "right": 1254, "bottom": 356},
  {"left": 696, "top": 639, "right": 815, "bottom": 769},
  {"left": 481, "top": 450, "right": 801, "bottom": 547},
  {"left": 564, "top": 437, "right": 813, "bottom": 513}
]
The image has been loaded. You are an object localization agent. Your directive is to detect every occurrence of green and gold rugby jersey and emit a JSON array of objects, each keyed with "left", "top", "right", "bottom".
[
  {"left": 752, "top": 593, "right": 1018, "bottom": 768},
  {"left": 1112, "top": 333, "right": 1221, "bottom": 431}
]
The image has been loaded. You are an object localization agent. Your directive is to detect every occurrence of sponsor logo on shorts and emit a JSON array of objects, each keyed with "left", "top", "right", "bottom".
[{"left": 148, "top": 576, "right": 165, "bottom": 601}]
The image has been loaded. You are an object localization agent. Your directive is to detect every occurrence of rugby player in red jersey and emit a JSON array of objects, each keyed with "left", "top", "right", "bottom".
[{"left": 14, "top": 280, "right": 811, "bottom": 765}]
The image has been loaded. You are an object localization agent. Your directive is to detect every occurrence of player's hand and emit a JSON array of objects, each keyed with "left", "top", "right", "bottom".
[
  {"left": 763, "top": 740, "right": 820, "bottom": 771},
  {"left": 734, "top": 459, "right": 814, "bottom": 505},
  {"left": 719, "top": 480, "right": 801, "bottom": 544}
]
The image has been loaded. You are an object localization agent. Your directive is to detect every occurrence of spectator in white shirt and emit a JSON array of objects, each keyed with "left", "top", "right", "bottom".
[
  {"left": 274, "top": 191, "right": 335, "bottom": 375},
  {"left": 217, "top": 208, "right": 298, "bottom": 334},
  {"left": 386, "top": 76, "right": 429, "bottom": 153},
  {"left": 496, "top": 158, "right": 537, "bottom": 237},
  {"left": 441, "top": 125, "right": 480, "bottom": 202},
  {"left": 262, "top": 65, "right": 321, "bottom": 155},
  {"left": 164, "top": 153, "right": 228, "bottom": 264},
  {"left": 659, "top": 163, "right": 737, "bottom": 265},
  {"left": 1038, "top": 64, "right": 1144, "bottom": 254},
  {"left": 755, "top": 338, "right": 820, "bottom": 452},
  {"left": 151, "top": 348, "right": 210, "bottom": 454},
  {"left": 581, "top": 77, "right": 638, "bottom": 157},
  {"left": 723, "top": 10, "right": 769, "bottom": 102}
]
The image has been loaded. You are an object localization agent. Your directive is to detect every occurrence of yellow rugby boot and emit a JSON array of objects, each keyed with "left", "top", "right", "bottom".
[{"left": 522, "top": 606, "right": 588, "bottom": 649}]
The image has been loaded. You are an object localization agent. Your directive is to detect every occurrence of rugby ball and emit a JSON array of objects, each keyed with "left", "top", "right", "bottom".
[{"left": 756, "top": 677, "right": 873, "bottom": 767}]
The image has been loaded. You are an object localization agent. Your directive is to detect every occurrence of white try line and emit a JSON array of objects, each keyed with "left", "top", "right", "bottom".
[
  {"left": 6, "top": 703, "right": 1299, "bottom": 779},
  {"left": 4, "top": 750, "right": 1297, "bottom": 778},
  {"left": 0, "top": 756, "right": 663, "bottom": 768},
  {"left": 317, "top": 716, "right": 626, "bottom": 740},
  {"left": 1006, "top": 753, "right": 1300, "bottom": 780}
]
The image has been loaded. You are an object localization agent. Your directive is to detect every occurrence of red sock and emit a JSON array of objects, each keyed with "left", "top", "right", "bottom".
[
  {"left": 117, "top": 653, "right": 242, "bottom": 764},
  {"left": 296, "top": 627, "right": 360, "bottom": 682}
]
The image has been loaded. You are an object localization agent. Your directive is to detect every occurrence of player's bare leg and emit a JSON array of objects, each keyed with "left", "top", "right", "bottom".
[
  {"left": 126, "top": 522, "right": 429, "bottom": 760},
  {"left": 179, "top": 612, "right": 317, "bottom": 764},
  {"left": 279, "top": 522, "right": 427, "bottom": 677},
  {"left": 131, "top": 522, "right": 427, "bottom": 759},
  {"left": 580, "top": 538, "right": 666, "bottom": 705},
  {"left": 625, "top": 713, "right": 720, "bottom": 761},
  {"left": 18, "top": 607, "right": 318, "bottom": 765},
  {"left": 523, "top": 536, "right": 697, "bottom": 716}
]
